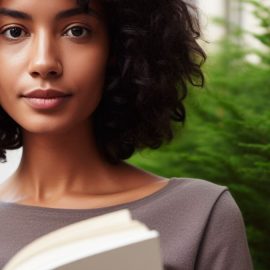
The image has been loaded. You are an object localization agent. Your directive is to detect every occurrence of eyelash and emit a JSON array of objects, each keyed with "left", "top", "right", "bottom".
[{"left": 0, "top": 25, "right": 91, "bottom": 40}]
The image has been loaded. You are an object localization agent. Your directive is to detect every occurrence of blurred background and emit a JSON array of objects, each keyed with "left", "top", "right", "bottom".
[
  {"left": 1, "top": 0, "right": 269, "bottom": 269},
  {"left": 129, "top": 1, "right": 270, "bottom": 269}
]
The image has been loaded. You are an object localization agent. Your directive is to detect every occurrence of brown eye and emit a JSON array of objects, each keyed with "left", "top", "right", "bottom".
[
  {"left": 0, "top": 26, "right": 27, "bottom": 40},
  {"left": 64, "top": 26, "right": 91, "bottom": 38}
]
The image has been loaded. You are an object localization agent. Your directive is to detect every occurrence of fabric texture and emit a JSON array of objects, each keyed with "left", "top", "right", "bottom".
[{"left": 0, "top": 178, "right": 254, "bottom": 269}]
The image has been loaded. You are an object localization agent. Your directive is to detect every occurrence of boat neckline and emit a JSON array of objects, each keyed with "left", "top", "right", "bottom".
[{"left": 0, "top": 177, "right": 181, "bottom": 213}]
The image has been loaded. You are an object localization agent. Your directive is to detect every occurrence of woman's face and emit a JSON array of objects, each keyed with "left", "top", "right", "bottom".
[{"left": 0, "top": 0, "right": 109, "bottom": 134}]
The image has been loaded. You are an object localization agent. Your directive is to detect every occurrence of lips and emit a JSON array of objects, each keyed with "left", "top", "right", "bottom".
[
  {"left": 22, "top": 89, "right": 72, "bottom": 98},
  {"left": 21, "top": 89, "right": 72, "bottom": 110}
]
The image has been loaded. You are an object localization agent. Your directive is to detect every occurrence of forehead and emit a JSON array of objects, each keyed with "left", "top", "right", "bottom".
[
  {"left": 0, "top": 0, "right": 79, "bottom": 10},
  {"left": 0, "top": 0, "right": 102, "bottom": 21}
]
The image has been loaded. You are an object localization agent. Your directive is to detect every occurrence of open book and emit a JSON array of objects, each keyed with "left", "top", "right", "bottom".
[{"left": 3, "top": 209, "right": 163, "bottom": 270}]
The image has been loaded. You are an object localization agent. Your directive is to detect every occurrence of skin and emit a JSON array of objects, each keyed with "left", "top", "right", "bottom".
[{"left": 0, "top": 0, "right": 169, "bottom": 209}]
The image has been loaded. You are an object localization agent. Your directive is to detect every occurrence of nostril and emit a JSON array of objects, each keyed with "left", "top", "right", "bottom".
[
  {"left": 30, "top": 70, "right": 60, "bottom": 78},
  {"left": 28, "top": 61, "right": 63, "bottom": 79},
  {"left": 31, "top": 71, "right": 40, "bottom": 77},
  {"left": 49, "top": 71, "right": 58, "bottom": 76}
]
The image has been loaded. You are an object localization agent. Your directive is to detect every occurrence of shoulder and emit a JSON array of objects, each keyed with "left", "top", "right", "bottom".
[
  {"left": 169, "top": 178, "right": 247, "bottom": 235},
  {"left": 136, "top": 177, "right": 231, "bottom": 220},
  {"left": 191, "top": 182, "right": 254, "bottom": 269},
  {"left": 163, "top": 179, "right": 248, "bottom": 243},
  {"left": 169, "top": 177, "right": 243, "bottom": 216},
  {"left": 168, "top": 177, "right": 228, "bottom": 201},
  {"left": 132, "top": 177, "right": 243, "bottom": 231},
  {"left": 171, "top": 177, "right": 226, "bottom": 189},
  {"left": 135, "top": 178, "right": 253, "bottom": 269},
  {"left": 155, "top": 177, "right": 243, "bottom": 223}
]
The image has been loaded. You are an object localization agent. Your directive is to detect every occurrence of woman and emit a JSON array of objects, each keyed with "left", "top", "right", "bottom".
[{"left": 0, "top": 0, "right": 253, "bottom": 269}]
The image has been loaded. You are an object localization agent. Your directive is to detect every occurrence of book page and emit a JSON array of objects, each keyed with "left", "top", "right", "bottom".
[{"left": 11, "top": 230, "right": 161, "bottom": 270}]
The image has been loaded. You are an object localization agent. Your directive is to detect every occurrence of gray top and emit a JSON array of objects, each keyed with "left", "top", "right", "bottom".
[{"left": 0, "top": 178, "right": 253, "bottom": 269}]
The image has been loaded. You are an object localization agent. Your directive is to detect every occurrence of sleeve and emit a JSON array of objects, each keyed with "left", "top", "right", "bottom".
[{"left": 195, "top": 190, "right": 254, "bottom": 270}]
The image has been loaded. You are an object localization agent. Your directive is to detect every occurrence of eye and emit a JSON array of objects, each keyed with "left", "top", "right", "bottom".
[
  {"left": 64, "top": 25, "right": 91, "bottom": 38},
  {"left": 0, "top": 26, "right": 28, "bottom": 40}
]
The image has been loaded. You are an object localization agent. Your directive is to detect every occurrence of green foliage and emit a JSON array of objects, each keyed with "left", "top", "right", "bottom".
[
  {"left": 245, "top": 0, "right": 270, "bottom": 46},
  {"left": 128, "top": 1, "right": 270, "bottom": 269},
  {"left": 244, "top": 0, "right": 270, "bottom": 65}
]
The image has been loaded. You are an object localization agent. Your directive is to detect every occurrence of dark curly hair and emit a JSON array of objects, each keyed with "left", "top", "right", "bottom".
[{"left": 0, "top": 0, "right": 206, "bottom": 164}]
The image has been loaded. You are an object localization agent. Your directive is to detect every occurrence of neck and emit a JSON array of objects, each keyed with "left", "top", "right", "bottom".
[{"left": 11, "top": 123, "right": 126, "bottom": 203}]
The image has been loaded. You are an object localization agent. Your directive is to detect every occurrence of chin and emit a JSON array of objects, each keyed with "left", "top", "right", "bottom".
[
  {"left": 20, "top": 114, "right": 92, "bottom": 136},
  {"left": 19, "top": 117, "right": 76, "bottom": 135},
  {"left": 22, "top": 125, "right": 72, "bottom": 135}
]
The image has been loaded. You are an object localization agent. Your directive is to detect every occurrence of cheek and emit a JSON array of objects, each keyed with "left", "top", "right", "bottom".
[
  {"left": 0, "top": 77, "right": 14, "bottom": 109},
  {"left": 75, "top": 55, "right": 107, "bottom": 90},
  {"left": 0, "top": 48, "right": 25, "bottom": 105},
  {"left": 0, "top": 54, "right": 13, "bottom": 95},
  {"left": 70, "top": 41, "right": 108, "bottom": 83},
  {"left": 66, "top": 46, "right": 109, "bottom": 113}
]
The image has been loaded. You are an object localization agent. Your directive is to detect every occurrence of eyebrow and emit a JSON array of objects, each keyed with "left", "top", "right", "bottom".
[{"left": 0, "top": 7, "right": 98, "bottom": 21}]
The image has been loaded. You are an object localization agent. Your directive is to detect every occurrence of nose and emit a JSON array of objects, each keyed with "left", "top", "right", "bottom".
[{"left": 28, "top": 30, "right": 63, "bottom": 79}]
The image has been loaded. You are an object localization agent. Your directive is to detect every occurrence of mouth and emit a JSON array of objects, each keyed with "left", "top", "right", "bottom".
[
  {"left": 21, "top": 89, "right": 73, "bottom": 110},
  {"left": 22, "top": 89, "right": 72, "bottom": 98}
]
